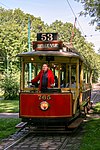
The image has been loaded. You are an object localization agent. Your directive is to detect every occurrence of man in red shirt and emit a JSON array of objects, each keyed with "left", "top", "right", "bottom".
[{"left": 29, "top": 64, "right": 54, "bottom": 92}]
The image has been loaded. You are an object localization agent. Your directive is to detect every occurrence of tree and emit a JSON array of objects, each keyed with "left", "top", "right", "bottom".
[
  {"left": 0, "top": 7, "right": 46, "bottom": 75},
  {"left": 75, "top": 0, "right": 100, "bottom": 28}
]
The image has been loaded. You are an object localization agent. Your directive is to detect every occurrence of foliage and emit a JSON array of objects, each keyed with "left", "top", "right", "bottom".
[
  {"left": 93, "top": 102, "right": 100, "bottom": 113},
  {"left": 0, "top": 7, "right": 45, "bottom": 73},
  {"left": 0, "top": 100, "right": 19, "bottom": 113},
  {"left": 0, "top": 72, "right": 19, "bottom": 100},
  {"left": 75, "top": 0, "right": 100, "bottom": 28},
  {"left": 80, "top": 118, "right": 100, "bottom": 150},
  {"left": 0, "top": 118, "right": 21, "bottom": 140}
]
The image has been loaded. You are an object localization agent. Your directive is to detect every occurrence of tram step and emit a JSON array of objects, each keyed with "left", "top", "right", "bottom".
[
  {"left": 16, "top": 122, "right": 27, "bottom": 128},
  {"left": 68, "top": 118, "right": 83, "bottom": 128}
]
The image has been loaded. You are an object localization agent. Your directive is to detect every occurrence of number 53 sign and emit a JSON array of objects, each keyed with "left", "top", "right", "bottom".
[{"left": 37, "top": 33, "right": 58, "bottom": 41}]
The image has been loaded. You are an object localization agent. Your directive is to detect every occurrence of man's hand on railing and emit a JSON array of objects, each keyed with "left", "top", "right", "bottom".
[
  {"left": 27, "top": 81, "right": 35, "bottom": 88},
  {"left": 51, "top": 84, "right": 55, "bottom": 88}
]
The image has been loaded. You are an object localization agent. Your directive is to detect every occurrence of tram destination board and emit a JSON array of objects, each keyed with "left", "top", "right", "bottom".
[
  {"left": 37, "top": 33, "right": 58, "bottom": 41},
  {"left": 32, "top": 41, "right": 63, "bottom": 51}
]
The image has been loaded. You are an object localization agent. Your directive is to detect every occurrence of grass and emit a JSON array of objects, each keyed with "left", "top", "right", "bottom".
[
  {"left": 0, "top": 100, "right": 20, "bottom": 140},
  {"left": 80, "top": 102, "right": 100, "bottom": 150},
  {"left": 80, "top": 118, "right": 100, "bottom": 150},
  {"left": 0, "top": 118, "right": 21, "bottom": 140},
  {"left": 0, "top": 100, "right": 19, "bottom": 113}
]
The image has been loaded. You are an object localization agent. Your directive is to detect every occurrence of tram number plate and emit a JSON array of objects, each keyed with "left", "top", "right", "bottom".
[
  {"left": 38, "top": 95, "right": 51, "bottom": 100},
  {"left": 37, "top": 33, "right": 58, "bottom": 41}
]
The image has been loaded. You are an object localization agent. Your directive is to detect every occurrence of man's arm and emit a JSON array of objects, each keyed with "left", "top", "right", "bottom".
[
  {"left": 31, "top": 71, "right": 41, "bottom": 84},
  {"left": 50, "top": 70, "right": 55, "bottom": 85}
]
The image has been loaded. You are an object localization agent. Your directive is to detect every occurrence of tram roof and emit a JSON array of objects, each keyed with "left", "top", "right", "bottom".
[{"left": 17, "top": 50, "right": 84, "bottom": 61}]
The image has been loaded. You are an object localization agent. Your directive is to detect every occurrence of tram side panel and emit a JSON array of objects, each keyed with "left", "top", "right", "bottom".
[{"left": 19, "top": 93, "right": 73, "bottom": 118}]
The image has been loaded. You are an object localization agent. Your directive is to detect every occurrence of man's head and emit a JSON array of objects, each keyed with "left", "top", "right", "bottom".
[
  {"left": 71, "top": 76, "right": 75, "bottom": 83},
  {"left": 42, "top": 64, "right": 48, "bottom": 72}
]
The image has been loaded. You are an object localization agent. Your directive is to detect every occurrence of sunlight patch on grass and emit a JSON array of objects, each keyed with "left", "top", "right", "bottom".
[{"left": 0, "top": 100, "right": 19, "bottom": 113}]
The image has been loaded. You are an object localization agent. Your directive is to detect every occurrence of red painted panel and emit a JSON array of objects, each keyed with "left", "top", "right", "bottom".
[{"left": 20, "top": 93, "right": 72, "bottom": 118}]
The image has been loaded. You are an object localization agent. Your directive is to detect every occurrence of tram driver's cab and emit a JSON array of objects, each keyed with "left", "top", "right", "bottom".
[{"left": 23, "top": 62, "right": 79, "bottom": 94}]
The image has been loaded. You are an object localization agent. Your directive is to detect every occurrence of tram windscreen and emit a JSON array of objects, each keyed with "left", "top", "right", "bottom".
[{"left": 24, "top": 63, "right": 77, "bottom": 89}]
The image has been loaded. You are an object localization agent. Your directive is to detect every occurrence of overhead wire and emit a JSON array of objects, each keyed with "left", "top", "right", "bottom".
[
  {"left": 0, "top": 1, "right": 10, "bottom": 9},
  {"left": 65, "top": 0, "right": 100, "bottom": 52},
  {"left": 65, "top": 0, "right": 86, "bottom": 36}
]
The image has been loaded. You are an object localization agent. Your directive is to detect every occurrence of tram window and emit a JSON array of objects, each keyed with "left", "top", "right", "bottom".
[
  {"left": 46, "top": 56, "right": 54, "bottom": 62},
  {"left": 60, "top": 64, "right": 77, "bottom": 88},
  {"left": 60, "top": 64, "right": 66, "bottom": 88},
  {"left": 71, "top": 65, "right": 76, "bottom": 78},
  {"left": 24, "top": 63, "right": 42, "bottom": 88},
  {"left": 68, "top": 65, "right": 76, "bottom": 88}
]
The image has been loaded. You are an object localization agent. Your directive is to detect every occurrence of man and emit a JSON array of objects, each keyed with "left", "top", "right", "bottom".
[
  {"left": 29, "top": 64, "right": 54, "bottom": 92},
  {"left": 66, "top": 76, "right": 76, "bottom": 88},
  {"left": 70, "top": 76, "right": 76, "bottom": 88}
]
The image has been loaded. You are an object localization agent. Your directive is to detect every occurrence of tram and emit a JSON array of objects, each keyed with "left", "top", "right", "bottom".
[{"left": 17, "top": 33, "right": 92, "bottom": 127}]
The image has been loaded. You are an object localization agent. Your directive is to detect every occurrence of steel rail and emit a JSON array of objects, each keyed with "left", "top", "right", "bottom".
[{"left": 4, "top": 131, "right": 30, "bottom": 150}]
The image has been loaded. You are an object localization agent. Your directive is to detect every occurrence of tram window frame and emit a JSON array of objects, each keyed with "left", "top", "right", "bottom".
[
  {"left": 22, "top": 62, "right": 78, "bottom": 90},
  {"left": 60, "top": 64, "right": 77, "bottom": 88},
  {"left": 24, "top": 63, "right": 42, "bottom": 89}
]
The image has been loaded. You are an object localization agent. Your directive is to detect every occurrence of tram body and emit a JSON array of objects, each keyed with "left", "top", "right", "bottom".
[{"left": 18, "top": 33, "right": 92, "bottom": 126}]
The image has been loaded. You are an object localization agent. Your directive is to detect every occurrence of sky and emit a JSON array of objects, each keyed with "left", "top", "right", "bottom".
[{"left": 0, "top": 0, "right": 100, "bottom": 53}]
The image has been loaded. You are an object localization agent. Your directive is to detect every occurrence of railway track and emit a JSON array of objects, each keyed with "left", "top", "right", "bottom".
[{"left": 2, "top": 126, "right": 83, "bottom": 150}]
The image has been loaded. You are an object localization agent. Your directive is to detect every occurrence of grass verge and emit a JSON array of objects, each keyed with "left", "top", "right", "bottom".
[
  {"left": 0, "top": 100, "right": 19, "bottom": 113},
  {"left": 0, "top": 118, "right": 21, "bottom": 140},
  {"left": 80, "top": 118, "right": 100, "bottom": 150},
  {"left": 80, "top": 102, "right": 100, "bottom": 150}
]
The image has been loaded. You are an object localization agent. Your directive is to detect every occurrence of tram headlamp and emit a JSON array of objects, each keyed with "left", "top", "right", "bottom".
[{"left": 31, "top": 58, "right": 34, "bottom": 61}]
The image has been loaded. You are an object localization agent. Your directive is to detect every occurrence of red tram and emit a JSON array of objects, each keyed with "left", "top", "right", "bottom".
[{"left": 17, "top": 33, "right": 92, "bottom": 127}]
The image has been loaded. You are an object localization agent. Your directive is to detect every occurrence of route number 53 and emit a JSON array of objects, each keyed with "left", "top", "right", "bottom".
[
  {"left": 41, "top": 33, "right": 53, "bottom": 41},
  {"left": 37, "top": 33, "right": 58, "bottom": 41}
]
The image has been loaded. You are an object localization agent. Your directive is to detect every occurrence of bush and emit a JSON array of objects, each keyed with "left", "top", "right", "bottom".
[{"left": 0, "top": 74, "right": 19, "bottom": 100}]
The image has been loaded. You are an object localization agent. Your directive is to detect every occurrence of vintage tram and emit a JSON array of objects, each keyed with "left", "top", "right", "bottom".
[{"left": 17, "top": 33, "right": 92, "bottom": 128}]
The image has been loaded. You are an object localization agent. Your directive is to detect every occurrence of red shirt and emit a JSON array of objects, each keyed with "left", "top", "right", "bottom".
[{"left": 31, "top": 69, "right": 54, "bottom": 91}]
